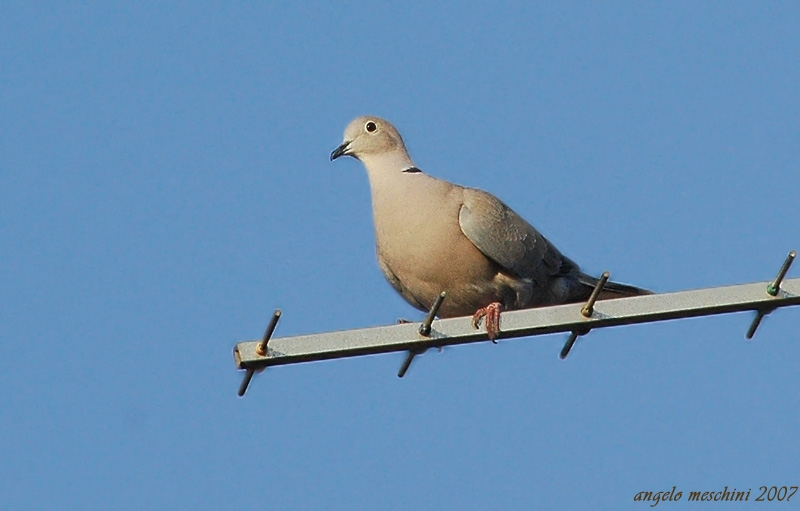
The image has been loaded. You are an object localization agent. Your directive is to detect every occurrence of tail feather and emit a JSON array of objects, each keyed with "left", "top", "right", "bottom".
[{"left": 579, "top": 274, "right": 653, "bottom": 300}]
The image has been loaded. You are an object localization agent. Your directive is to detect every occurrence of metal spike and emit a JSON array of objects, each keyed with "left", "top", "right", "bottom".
[
  {"left": 745, "top": 310, "right": 768, "bottom": 340},
  {"left": 238, "top": 309, "right": 282, "bottom": 396},
  {"left": 256, "top": 309, "right": 282, "bottom": 356},
  {"left": 767, "top": 250, "right": 796, "bottom": 296},
  {"left": 396, "top": 292, "right": 446, "bottom": 378},
  {"left": 419, "top": 292, "right": 446, "bottom": 336},
  {"left": 582, "top": 271, "right": 610, "bottom": 318},
  {"left": 237, "top": 369, "right": 255, "bottom": 397},
  {"left": 560, "top": 331, "right": 581, "bottom": 359},
  {"left": 397, "top": 351, "right": 418, "bottom": 378},
  {"left": 747, "top": 251, "right": 796, "bottom": 339},
  {"left": 560, "top": 272, "right": 610, "bottom": 358}
]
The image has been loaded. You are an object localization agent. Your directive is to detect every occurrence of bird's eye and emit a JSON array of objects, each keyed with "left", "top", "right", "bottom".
[{"left": 365, "top": 121, "right": 377, "bottom": 133}]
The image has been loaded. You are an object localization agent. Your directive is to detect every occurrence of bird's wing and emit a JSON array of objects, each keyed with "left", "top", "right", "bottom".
[{"left": 458, "top": 187, "right": 570, "bottom": 286}]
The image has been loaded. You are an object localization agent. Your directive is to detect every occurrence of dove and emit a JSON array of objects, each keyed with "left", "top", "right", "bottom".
[{"left": 330, "top": 116, "right": 650, "bottom": 340}]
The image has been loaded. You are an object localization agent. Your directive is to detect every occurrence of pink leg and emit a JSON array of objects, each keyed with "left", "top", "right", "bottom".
[{"left": 472, "top": 302, "right": 502, "bottom": 342}]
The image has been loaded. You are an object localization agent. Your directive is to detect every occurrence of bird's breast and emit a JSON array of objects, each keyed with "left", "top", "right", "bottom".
[{"left": 370, "top": 180, "right": 502, "bottom": 316}]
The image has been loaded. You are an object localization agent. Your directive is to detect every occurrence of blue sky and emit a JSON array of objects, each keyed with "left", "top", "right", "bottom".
[{"left": 2, "top": 2, "right": 799, "bottom": 509}]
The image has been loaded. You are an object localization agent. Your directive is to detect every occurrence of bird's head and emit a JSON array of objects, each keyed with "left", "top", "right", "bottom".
[{"left": 330, "top": 116, "right": 406, "bottom": 162}]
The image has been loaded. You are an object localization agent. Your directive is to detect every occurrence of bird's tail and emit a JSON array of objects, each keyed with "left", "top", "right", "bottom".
[{"left": 579, "top": 274, "right": 653, "bottom": 300}]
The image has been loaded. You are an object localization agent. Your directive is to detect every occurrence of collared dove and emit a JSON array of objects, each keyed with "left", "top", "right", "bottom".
[{"left": 331, "top": 116, "right": 650, "bottom": 340}]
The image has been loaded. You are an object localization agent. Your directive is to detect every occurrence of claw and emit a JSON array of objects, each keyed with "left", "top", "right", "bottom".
[{"left": 472, "top": 302, "right": 502, "bottom": 342}]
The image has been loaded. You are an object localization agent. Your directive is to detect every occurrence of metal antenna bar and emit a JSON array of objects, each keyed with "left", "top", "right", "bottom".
[{"left": 233, "top": 277, "right": 800, "bottom": 372}]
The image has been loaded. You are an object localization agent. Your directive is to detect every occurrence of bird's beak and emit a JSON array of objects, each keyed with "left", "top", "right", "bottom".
[{"left": 330, "top": 141, "right": 351, "bottom": 161}]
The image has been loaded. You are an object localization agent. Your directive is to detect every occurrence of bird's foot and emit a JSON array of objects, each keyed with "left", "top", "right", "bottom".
[{"left": 472, "top": 302, "right": 502, "bottom": 343}]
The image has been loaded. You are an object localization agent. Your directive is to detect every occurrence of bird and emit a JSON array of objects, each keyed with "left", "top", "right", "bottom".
[{"left": 330, "top": 116, "right": 650, "bottom": 341}]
